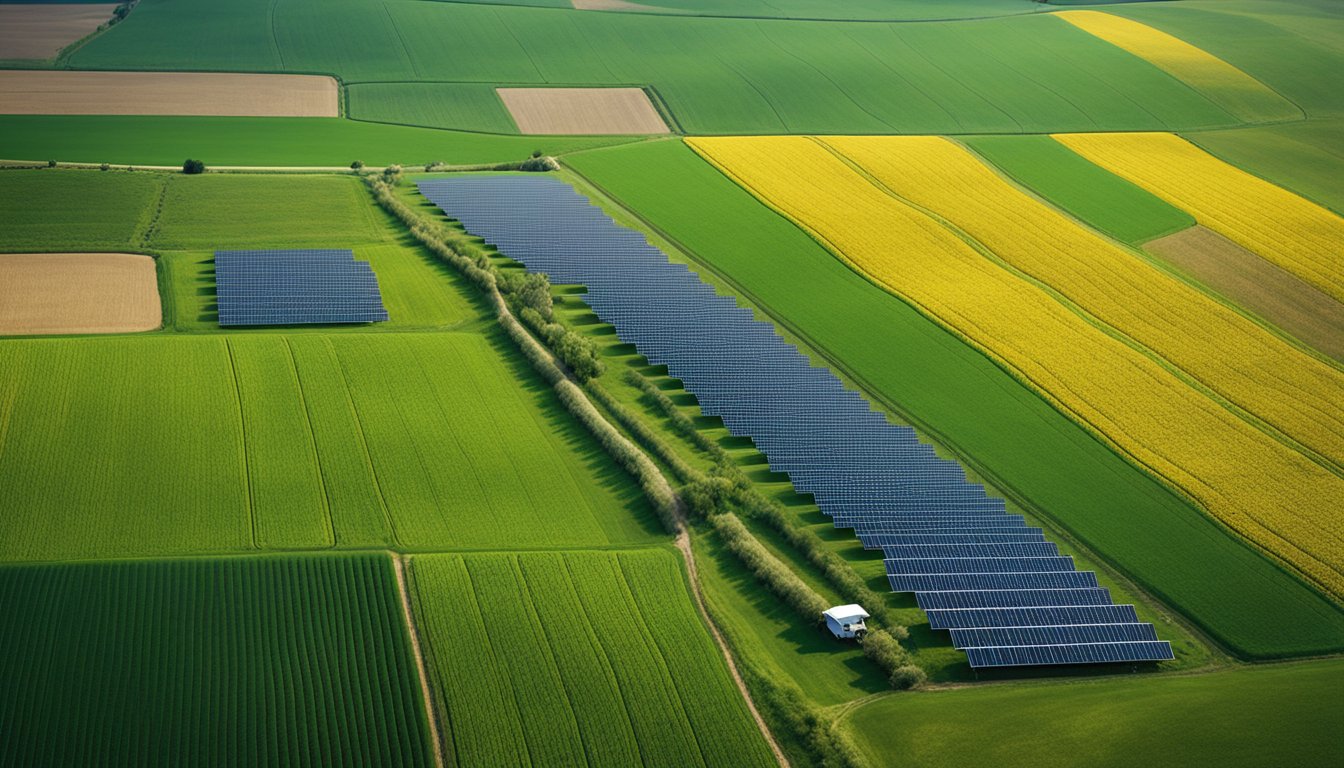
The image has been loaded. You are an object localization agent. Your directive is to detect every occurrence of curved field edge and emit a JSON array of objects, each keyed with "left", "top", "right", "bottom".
[
  {"left": 563, "top": 138, "right": 1344, "bottom": 659},
  {"left": 840, "top": 659, "right": 1344, "bottom": 768},
  {"left": 0, "top": 553, "right": 436, "bottom": 768},
  {"left": 405, "top": 548, "right": 777, "bottom": 768}
]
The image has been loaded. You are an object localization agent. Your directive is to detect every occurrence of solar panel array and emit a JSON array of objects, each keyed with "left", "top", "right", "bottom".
[
  {"left": 418, "top": 176, "right": 1174, "bottom": 670},
  {"left": 215, "top": 249, "right": 389, "bottom": 326}
]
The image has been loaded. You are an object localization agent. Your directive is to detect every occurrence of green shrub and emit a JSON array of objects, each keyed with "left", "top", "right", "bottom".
[
  {"left": 712, "top": 513, "right": 828, "bottom": 620},
  {"left": 182, "top": 158, "right": 205, "bottom": 174}
]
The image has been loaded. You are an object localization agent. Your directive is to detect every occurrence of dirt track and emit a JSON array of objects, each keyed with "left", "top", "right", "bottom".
[
  {"left": 1146, "top": 225, "right": 1344, "bottom": 361},
  {"left": 0, "top": 4, "right": 117, "bottom": 60},
  {"left": 0, "top": 253, "right": 161, "bottom": 335},
  {"left": 498, "top": 87, "right": 669, "bottom": 135},
  {"left": 0, "top": 70, "right": 339, "bottom": 117}
]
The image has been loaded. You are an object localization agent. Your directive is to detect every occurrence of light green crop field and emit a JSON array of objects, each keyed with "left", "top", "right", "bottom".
[
  {"left": 458, "top": 0, "right": 1039, "bottom": 21},
  {"left": 347, "top": 83, "right": 521, "bottom": 134},
  {"left": 844, "top": 659, "right": 1344, "bottom": 768},
  {"left": 566, "top": 138, "right": 1344, "bottom": 659},
  {"left": 0, "top": 170, "right": 162, "bottom": 251},
  {"left": 0, "top": 332, "right": 660, "bottom": 561},
  {"left": 0, "top": 115, "right": 632, "bottom": 167},
  {"left": 962, "top": 135, "right": 1196, "bottom": 244},
  {"left": 0, "top": 553, "right": 435, "bottom": 768},
  {"left": 68, "top": 1, "right": 1242, "bottom": 135},
  {"left": 408, "top": 549, "right": 776, "bottom": 768}
]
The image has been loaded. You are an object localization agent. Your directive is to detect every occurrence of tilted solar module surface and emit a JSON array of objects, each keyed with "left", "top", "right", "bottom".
[
  {"left": 214, "top": 249, "right": 390, "bottom": 326},
  {"left": 417, "top": 175, "right": 1173, "bottom": 669}
]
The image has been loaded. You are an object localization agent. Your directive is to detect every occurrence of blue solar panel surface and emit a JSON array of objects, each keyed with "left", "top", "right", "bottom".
[
  {"left": 418, "top": 175, "right": 1173, "bottom": 669},
  {"left": 214, "top": 249, "right": 389, "bottom": 326}
]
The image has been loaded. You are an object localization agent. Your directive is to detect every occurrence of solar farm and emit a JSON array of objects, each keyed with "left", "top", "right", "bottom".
[{"left": 0, "top": 1, "right": 1340, "bottom": 766}]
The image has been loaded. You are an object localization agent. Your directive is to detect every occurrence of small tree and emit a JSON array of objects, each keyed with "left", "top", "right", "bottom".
[
  {"left": 350, "top": 160, "right": 364, "bottom": 170},
  {"left": 99, "top": 163, "right": 110, "bottom": 171},
  {"left": 46, "top": 160, "right": 57, "bottom": 168},
  {"left": 182, "top": 158, "right": 205, "bottom": 174}
]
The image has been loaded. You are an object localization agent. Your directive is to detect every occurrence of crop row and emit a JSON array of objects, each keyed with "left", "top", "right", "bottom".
[
  {"left": 0, "top": 554, "right": 433, "bottom": 767},
  {"left": 408, "top": 550, "right": 774, "bottom": 767},
  {"left": 688, "top": 135, "right": 1344, "bottom": 599},
  {"left": 821, "top": 135, "right": 1344, "bottom": 470}
]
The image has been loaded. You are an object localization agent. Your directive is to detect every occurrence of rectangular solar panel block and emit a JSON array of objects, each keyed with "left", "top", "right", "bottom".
[
  {"left": 964, "top": 641, "right": 1174, "bottom": 668},
  {"left": 925, "top": 604, "right": 1141, "bottom": 630},
  {"left": 949, "top": 622, "right": 1159, "bottom": 648},
  {"left": 889, "top": 571, "right": 1101, "bottom": 592},
  {"left": 915, "top": 588, "right": 1113, "bottom": 610}
]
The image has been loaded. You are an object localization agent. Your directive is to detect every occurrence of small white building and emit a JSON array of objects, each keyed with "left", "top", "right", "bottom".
[{"left": 823, "top": 604, "right": 869, "bottom": 640}]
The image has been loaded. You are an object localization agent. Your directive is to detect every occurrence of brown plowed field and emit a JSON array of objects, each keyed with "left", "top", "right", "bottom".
[
  {"left": 0, "top": 253, "right": 161, "bottom": 335},
  {"left": 0, "top": 70, "right": 339, "bottom": 116},
  {"left": 0, "top": 4, "right": 117, "bottom": 60},
  {"left": 497, "top": 87, "right": 669, "bottom": 134},
  {"left": 1146, "top": 225, "right": 1344, "bottom": 361}
]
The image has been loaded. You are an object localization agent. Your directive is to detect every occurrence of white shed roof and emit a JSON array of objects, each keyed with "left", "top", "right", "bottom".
[{"left": 823, "top": 604, "right": 869, "bottom": 621}]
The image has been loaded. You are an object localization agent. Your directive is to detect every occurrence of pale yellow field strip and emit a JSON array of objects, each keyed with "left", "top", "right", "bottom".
[
  {"left": 0, "top": 70, "right": 339, "bottom": 117},
  {"left": 571, "top": 0, "right": 658, "bottom": 10},
  {"left": 0, "top": 253, "right": 161, "bottom": 335},
  {"left": 688, "top": 135, "right": 1344, "bottom": 599},
  {"left": 822, "top": 135, "right": 1344, "bottom": 471},
  {"left": 1056, "top": 132, "right": 1344, "bottom": 303},
  {"left": 1146, "top": 226, "right": 1344, "bottom": 363},
  {"left": 1055, "top": 10, "right": 1299, "bottom": 122},
  {"left": 497, "top": 87, "right": 669, "bottom": 135},
  {"left": 0, "top": 4, "right": 116, "bottom": 60}
]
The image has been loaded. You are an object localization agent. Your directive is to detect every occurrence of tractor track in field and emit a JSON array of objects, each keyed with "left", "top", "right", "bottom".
[{"left": 392, "top": 554, "right": 448, "bottom": 768}]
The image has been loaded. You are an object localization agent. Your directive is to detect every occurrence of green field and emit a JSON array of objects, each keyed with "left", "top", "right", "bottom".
[
  {"left": 962, "top": 135, "right": 1196, "bottom": 244},
  {"left": 457, "top": 0, "right": 1040, "bottom": 21},
  {"left": 0, "top": 553, "right": 434, "bottom": 767},
  {"left": 68, "top": 2, "right": 1244, "bottom": 134},
  {"left": 844, "top": 659, "right": 1344, "bottom": 768},
  {"left": 408, "top": 549, "right": 776, "bottom": 767},
  {"left": 0, "top": 170, "right": 162, "bottom": 251},
  {"left": 0, "top": 332, "right": 659, "bottom": 560},
  {"left": 347, "top": 83, "right": 521, "bottom": 134},
  {"left": 565, "top": 138, "right": 1344, "bottom": 659},
  {"left": 1186, "top": 121, "right": 1344, "bottom": 214},
  {"left": 0, "top": 115, "right": 632, "bottom": 167}
]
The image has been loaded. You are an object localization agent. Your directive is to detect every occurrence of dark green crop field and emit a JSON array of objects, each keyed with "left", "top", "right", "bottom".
[
  {"left": 566, "top": 138, "right": 1344, "bottom": 659},
  {"left": 0, "top": 554, "right": 434, "bottom": 767}
]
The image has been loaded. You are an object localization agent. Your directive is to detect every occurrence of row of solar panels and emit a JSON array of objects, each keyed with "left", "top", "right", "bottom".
[
  {"left": 214, "top": 249, "right": 390, "bottom": 327},
  {"left": 418, "top": 176, "right": 1173, "bottom": 669}
]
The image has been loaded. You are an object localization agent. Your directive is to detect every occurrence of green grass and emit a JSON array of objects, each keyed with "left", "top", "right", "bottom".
[
  {"left": 457, "top": 0, "right": 1039, "bottom": 20},
  {"left": 844, "top": 659, "right": 1344, "bottom": 768},
  {"left": 0, "top": 169, "right": 163, "bottom": 251},
  {"left": 408, "top": 548, "right": 776, "bottom": 768},
  {"left": 1186, "top": 119, "right": 1344, "bottom": 214},
  {"left": 962, "top": 135, "right": 1196, "bottom": 244},
  {"left": 0, "top": 115, "right": 633, "bottom": 166},
  {"left": 0, "top": 553, "right": 434, "bottom": 767},
  {"left": 565, "top": 138, "right": 1344, "bottom": 659},
  {"left": 67, "top": 2, "right": 1242, "bottom": 134},
  {"left": 347, "top": 83, "right": 520, "bottom": 133},
  {"left": 0, "top": 331, "right": 661, "bottom": 560}
]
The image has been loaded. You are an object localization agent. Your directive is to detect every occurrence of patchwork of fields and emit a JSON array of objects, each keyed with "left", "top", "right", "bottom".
[{"left": 3, "top": 0, "right": 1342, "bottom": 766}]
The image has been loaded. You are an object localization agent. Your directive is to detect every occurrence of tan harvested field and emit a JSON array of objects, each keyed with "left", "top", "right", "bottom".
[
  {"left": 1146, "top": 226, "right": 1344, "bottom": 361},
  {"left": 497, "top": 87, "right": 669, "bottom": 134},
  {"left": 571, "top": 0, "right": 657, "bottom": 11},
  {"left": 0, "top": 4, "right": 116, "bottom": 60},
  {"left": 0, "top": 253, "right": 161, "bottom": 335},
  {"left": 0, "top": 71, "right": 339, "bottom": 116}
]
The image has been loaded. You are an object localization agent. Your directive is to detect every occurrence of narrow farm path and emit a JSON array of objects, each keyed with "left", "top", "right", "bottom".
[{"left": 392, "top": 554, "right": 448, "bottom": 768}]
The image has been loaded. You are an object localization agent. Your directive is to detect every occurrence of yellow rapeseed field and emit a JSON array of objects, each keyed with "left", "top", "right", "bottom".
[
  {"left": 1056, "top": 132, "right": 1344, "bottom": 303},
  {"left": 688, "top": 135, "right": 1344, "bottom": 599},
  {"left": 1055, "top": 11, "right": 1299, "bottom": 122},
  {"left": 821, "top": 135, "right": 1344, "bottom": 471}
]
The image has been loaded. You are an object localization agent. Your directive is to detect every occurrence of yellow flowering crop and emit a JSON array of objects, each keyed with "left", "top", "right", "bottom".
[
  {"left": 1055, "top": 11, "right": 1299, "bottom": 122},
  {"left": 689, "top": 135, "right": 1344, "bottom": 599},
  {"left": 1056, "top": 131, "right": 1344, "bottom": 303},
  {"left": 821, "top": 135, "right": 1344, "bottom": 472}
]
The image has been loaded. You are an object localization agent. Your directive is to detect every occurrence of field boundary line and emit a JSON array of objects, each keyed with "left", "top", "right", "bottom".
[
  {"left": 324, "top": 336, "right": 401, "bottom": 547},
  {"left": 392, "top": 554, "right": 448, "bottom": 768},
  {"left": 223, "top": 337, "right": 259, "bottom": 550},
  {"left": 284, "top": 337, "right": 337, "bottom": 548}
]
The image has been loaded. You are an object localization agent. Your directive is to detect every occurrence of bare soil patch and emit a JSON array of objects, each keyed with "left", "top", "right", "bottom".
[
  {"left": 0, "top": 70, "right": 339, "bottom": 117},
  {"left": 497, "top": 87, "right": 669, "bottom": 135},
  {"left": 1146, "top": 225, "right": 1344, "bottom": 361},
  {"left": 0, "top": 253, "right": 161, "bottom": 335},
  {"left": 0, "top": 4, "right": 117, "bottom": 60}
]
